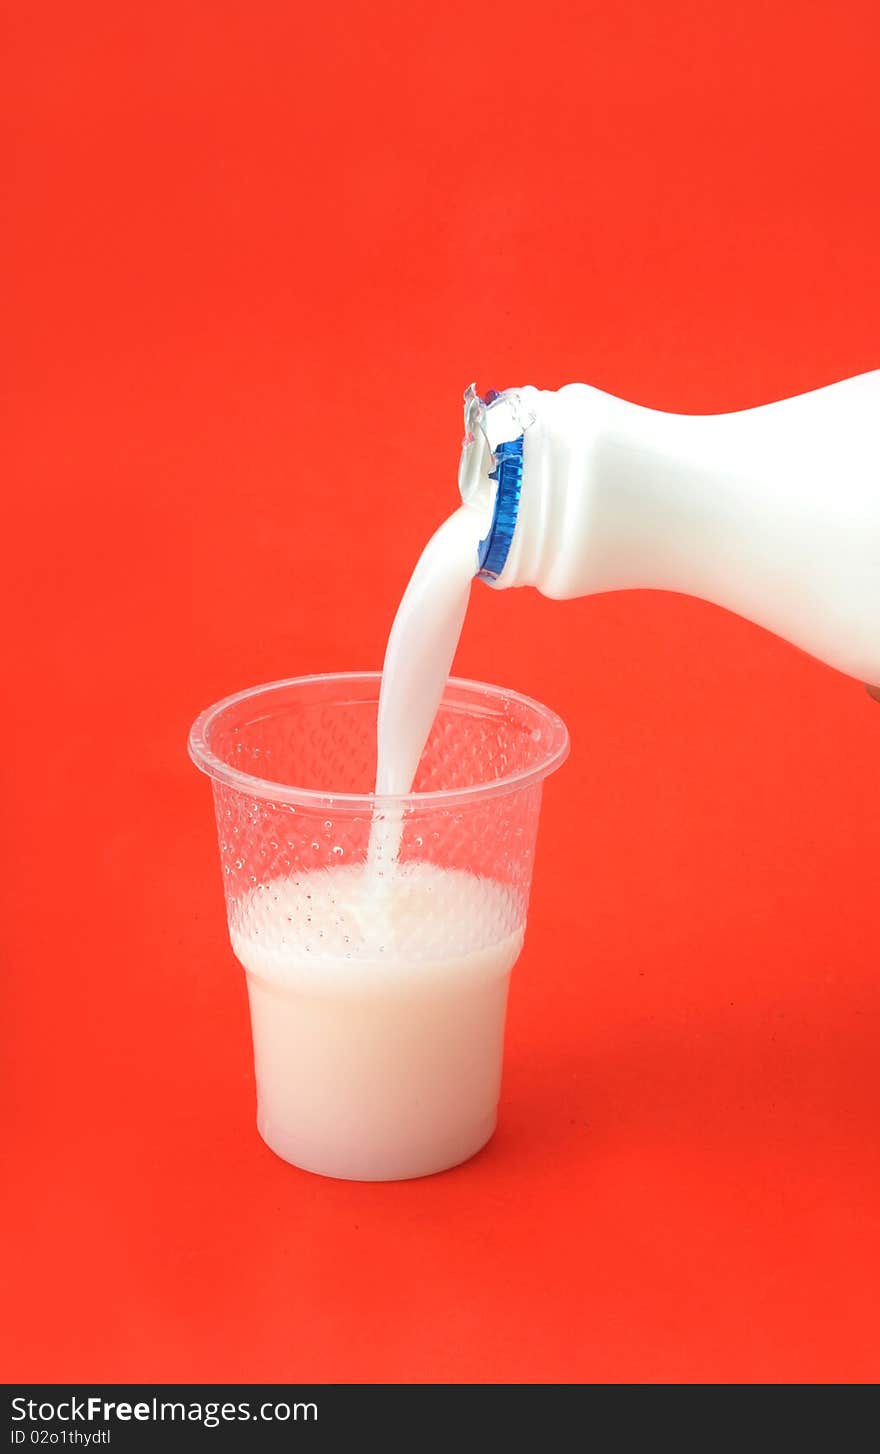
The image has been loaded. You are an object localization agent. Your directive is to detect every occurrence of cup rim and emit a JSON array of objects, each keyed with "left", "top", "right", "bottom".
[{"left": 188, "top": 671, "right": 569, "bottom": 811}]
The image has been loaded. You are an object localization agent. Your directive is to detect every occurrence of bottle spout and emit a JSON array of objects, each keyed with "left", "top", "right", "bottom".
[{"left": 458, "top": 384, "right": 535, "bottom": 583}]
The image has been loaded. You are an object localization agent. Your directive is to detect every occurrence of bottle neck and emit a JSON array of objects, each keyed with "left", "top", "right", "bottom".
[{"left": 493, "top": 384, "right": 618, "bottom": 593}]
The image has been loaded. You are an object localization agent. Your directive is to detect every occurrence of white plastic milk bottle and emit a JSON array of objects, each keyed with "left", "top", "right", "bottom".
[{"left": 459, "top": 373, "right": 880, "bottom": 687}]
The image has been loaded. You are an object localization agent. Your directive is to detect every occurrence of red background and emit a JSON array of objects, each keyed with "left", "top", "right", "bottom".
[{"left": 3, "top": 1, "right": 879, "bottom": 1384}]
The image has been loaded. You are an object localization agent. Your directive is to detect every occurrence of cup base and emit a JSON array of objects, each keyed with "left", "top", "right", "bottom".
[{"left": 256, "top": 1110, "right": 498, "bottom": 1182}]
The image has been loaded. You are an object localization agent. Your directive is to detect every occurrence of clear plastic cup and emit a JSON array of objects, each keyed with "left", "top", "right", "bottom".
[{"left": 188, "top": 673, "right": 568, "bottom": 1181}]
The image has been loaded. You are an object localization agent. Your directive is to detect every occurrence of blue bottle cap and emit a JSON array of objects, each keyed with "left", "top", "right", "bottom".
[{"left": 477, "top": 434, "right": 524, "bottom": 581}]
